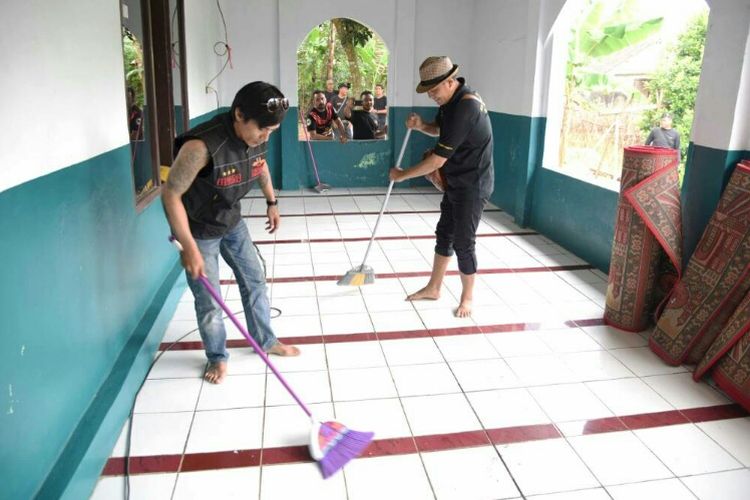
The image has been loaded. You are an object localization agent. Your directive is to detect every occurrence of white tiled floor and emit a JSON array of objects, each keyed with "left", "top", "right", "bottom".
[{"left": 92, "top": 188, "right": 749, "bottom": 499}]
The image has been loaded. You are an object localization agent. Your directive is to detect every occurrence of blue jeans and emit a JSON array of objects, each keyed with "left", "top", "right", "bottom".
[{"left": 187, "top": 221, "right": 278, "bottom": 363}]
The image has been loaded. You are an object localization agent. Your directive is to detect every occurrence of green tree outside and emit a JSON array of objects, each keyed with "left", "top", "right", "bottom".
[
  {"left": 641, "top": 12, "right": 708, "bottom": 171},
  {"left": 122, "top": 27, "right": 145, "bottom": 107},
  {"left": 297, "top": 19, "right": 388, "bottom": 110}
]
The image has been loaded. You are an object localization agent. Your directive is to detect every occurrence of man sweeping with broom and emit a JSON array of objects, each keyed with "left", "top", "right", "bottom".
[
  {"left": 163, "top": 82, "right": 300, "bottom": 385},
  {"left": 389, "top": 56, "right": 494, "bottom": 317}
]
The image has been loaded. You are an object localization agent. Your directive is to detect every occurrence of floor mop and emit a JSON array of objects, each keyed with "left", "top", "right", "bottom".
[
  {"left": 299, "top": 108, "right": 332, "bottom": 193},
  {"left": 337, "top": 128, "right": 412, "bottom": 286},
  {"left": 169, "top": 237, "right": 374, "bottom": 478}
]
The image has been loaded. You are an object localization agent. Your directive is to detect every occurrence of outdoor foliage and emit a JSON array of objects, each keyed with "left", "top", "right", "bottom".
[
  {"left": 567, "top": 0, "right": 663, "bottom": 92},
  {"left": 297, "top": 19, "right": 388, "bottom": 110},
  {"left": 641, "top": 13, "right": 708, "bottom": 163},
  {"left": 122, "top": 27, "right": 145, "bottom": 107},
  {"left": 560, "top": 0, "right": 666, "bottom": 181}
]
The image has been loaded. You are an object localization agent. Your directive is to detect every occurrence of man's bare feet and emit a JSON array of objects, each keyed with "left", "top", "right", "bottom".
[
  {"left": 455, "top": 299, "right": 472, "bottom": 318},
  {"left": 267, "top": 342, "right": 300, "bottom": 357},
  {"left": 406, "top": 286, "right": 441, "bottom": 301},
  {"left": 204, "top": 361, "right": 228, "bottom": 384}
]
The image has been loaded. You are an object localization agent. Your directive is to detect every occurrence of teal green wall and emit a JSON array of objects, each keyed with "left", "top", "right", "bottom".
[
  {"left": 530, "top": 168, "right": 618, "bottom": 272},
  {"left": 681, "top": 143, "right": 750, "bottom": 265},
  {"left": 0, "top": 144, "right": 182, "bottom": 498},
  {"left": 188, "top": 107, "right": 226, "bottom": 128},
  {"left": 488, "top": 112, "right": 547, "bottom": 224},
  {"left": 279, "top": 106, "right": 430, "bottom": 190},
  {"left": 486, "top": 111, "right": 617, "bottom": 272}
]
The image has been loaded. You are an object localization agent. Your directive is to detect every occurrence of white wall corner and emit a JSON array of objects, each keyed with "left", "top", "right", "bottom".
[{"left": 691, "top": 0, "right": 750, "bottom": 150}]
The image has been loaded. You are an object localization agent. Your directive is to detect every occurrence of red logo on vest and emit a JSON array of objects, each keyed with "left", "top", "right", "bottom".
[
  {"left": 216, "top": 166, "right": 243, "bottom": 187},
  {"left": 251, "top": 157, "right": 266, "bottom": 179}
]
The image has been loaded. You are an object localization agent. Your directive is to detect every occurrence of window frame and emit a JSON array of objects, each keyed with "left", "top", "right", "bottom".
[{"left": 120, "top": 0, "right": 189, "bottom": 212}]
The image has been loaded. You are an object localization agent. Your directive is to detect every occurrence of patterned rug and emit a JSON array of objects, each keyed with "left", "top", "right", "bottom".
[
  {"left": 710, "top": 291, "right": 750, "bottom": 410},
  {"left": 713, "top": 338, "right": 750, "bottom": 411},
  {"left": 605, "top": 146, "right": 681, "bottom": 332},
  {"left": 650, "top": 161, "right": 750, "bottom": 365},
  {"left": 696, "top": 291, "right": 750, "bottom": 379}
]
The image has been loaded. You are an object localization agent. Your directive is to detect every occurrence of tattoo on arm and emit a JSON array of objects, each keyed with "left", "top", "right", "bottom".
[
  {"left": 166, "top": 141, "right": 209, "bottom": 195},
  {"left": 257, "top": 172, "right": 270, "bottom": 189}
]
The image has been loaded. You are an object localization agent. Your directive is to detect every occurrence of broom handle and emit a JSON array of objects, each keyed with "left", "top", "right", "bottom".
[
  {"left": 169, "top": 237, "right": 314, "bottom": 418},
  {"left": 299, "top": 108, "right": 322, "bottom": 185},
  {"left": 359, "top": 128, "right": 412, "bottom": 269}
]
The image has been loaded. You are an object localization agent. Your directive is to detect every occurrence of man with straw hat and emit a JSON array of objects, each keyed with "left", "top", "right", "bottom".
[{"left": 389, "top": 56, "right": 494, "bottom": 317}]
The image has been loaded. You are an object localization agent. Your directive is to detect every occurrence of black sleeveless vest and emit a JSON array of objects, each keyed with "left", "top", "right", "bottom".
[{"left": 174, "top": 112, "right": 267, "bottom": 239}]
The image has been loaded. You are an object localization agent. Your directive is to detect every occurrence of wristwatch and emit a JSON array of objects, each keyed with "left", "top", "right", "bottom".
[{"left": 266, "top": 199, "right": 278, "bottom": 206}]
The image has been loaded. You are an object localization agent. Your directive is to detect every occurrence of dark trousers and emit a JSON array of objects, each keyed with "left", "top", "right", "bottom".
[{"left": 434, "top": 190, "right": 487, "bottom": 275}]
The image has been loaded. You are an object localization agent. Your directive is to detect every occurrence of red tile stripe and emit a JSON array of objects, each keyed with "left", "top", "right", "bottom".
[
  {"left": 217, "top": 264, "right": 594, "bottom": 285},
  {"left": 159, "top": 318, "right": 604, "bottom": 351},
  {"left": 103, "top": 403, "right": 747, "bottom": 476},
  {"left": 252, "top": 231, "right": 537, "bottom": 245},
  {"left": 244, "top": 192, "right": 445, "bottom": 199},
  {"left": 242, "top": 208, "right": 504, "bottom": 218}
]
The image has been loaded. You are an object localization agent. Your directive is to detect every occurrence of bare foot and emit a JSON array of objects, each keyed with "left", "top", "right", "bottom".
[
  {"left": 455, "top": 299, "right": 472, "bottom": 318},
  {"left": 267, "top": 342, "right": 300, "bottom": 357},
  {"left": 204, "top": 361, "right": 228, "bottom": 384},
  {"left": 406, "top": 286, "right": 441, "bottom": 301}
]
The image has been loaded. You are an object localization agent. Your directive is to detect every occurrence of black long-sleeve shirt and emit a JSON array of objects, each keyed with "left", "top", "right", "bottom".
[{"left": 646, "top": 127, "right": 680, "bottom": 151}]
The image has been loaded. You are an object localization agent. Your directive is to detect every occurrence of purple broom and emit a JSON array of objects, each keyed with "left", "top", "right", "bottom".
[{"left": 169, "top": 237, "right": 373, "bottom": 477}]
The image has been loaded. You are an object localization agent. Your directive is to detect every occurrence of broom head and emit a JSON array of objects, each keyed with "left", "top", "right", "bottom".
[
  {"left": 310, "top": 420, "right": 374, "bottom": 478},
  {"left": 337, "top": 264, "right": 374, "bottom": 286},
  {"left": 314, "top": 182, "right": 331, "bottom": 193}
]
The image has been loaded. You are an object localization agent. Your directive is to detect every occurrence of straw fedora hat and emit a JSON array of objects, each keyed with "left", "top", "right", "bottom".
[{"left": 416, "top": 56, "right": 459, "bottom": 93}]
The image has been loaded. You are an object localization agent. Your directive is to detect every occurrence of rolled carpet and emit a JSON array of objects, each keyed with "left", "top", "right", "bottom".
[
  {"left": 695, "top": 289, "right": 750, "bottom": 389},
  {"left": 650, "top": 160, "right": 750, "bottom": 365},
  {"left": 693, "top": 283, "right": 750, "bottom": 412},
  {"left": 712, "top": 305, "right": 750, "bottom": 411},
  {"left": 604, "top": 146, "right": 682, "bottom": 332}
]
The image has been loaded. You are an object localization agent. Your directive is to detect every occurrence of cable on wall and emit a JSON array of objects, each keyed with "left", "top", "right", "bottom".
[{"left": 204, "top": 0, "right": 233, "bottom": 110}]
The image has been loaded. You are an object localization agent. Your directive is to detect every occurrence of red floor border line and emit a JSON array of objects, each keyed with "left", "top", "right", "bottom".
[
  {"left": 103, "top": 404, "right": 747, "bottom": 476},
  {"left": 242, "top": 208, "right": 504, "bottom": 218},
  {"left": 252, "top": 231, "right": 537, "bottom": 245},
  {"left": 244, "top": 192, "right": 444, "bottom": 199},
  {"left": 159, "top": 318, "right": 605, "bottom": 351},
  {"left": 217, "top": 264, "right": 594, "bottom": 285}
]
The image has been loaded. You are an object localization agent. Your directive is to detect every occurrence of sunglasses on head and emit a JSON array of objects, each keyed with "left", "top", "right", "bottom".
[{"left": 262, "top": 97, "right": 289, "bottom": 111}]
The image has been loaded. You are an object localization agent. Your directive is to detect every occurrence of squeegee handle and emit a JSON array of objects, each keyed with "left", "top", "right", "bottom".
[
  {"left": 359, "top": 128, "right": 412, "bottom": 268},
  {"left": 169, "top": 237, "right": 313, "bottom": 418}
]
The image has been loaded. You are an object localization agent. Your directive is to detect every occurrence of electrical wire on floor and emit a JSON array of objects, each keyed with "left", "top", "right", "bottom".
[{"left": 123, "top": 242, "right": 279, "bottom": 499}]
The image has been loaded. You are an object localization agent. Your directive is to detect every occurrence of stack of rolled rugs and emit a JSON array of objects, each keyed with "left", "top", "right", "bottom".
[{"left": 605, "top": 148, "right": 750, "bottom": 411}]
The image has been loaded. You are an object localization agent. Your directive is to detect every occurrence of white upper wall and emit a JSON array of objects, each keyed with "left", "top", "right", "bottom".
[
  {"left": 219, "top": 0, "right": 402, "bottom": 105},
  {"left": 0, "top": 0, "right": 224, "bottom": 193},
  {"left": 412, "top": 0, "right": 475, "bottom": 107},
  {"left": 216, "top": 0, "right": 280, "bottom": 105},
  {"left": 731, "top": 28, "right": 750, "bottom": 150},
  {"left": 184, "top": 0, "right": 225, "bottom": 118},
  {"left": 470, "top": 0, "right": 565, "bottom": 117},
  {"left": 0, "top": 0, "right": 127, "bottom": 193},
  {"left": 470, "top": 0, "right": 529, "bottom": 115},
  {"left": 692, "top": 0, "right": 750, "bottom": 151},
  {"left": 278, "top": 0, "right": 404, "bottom": 106},
  {"left": 219, "top": 0, "right": 473, "bottom": 108}
]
